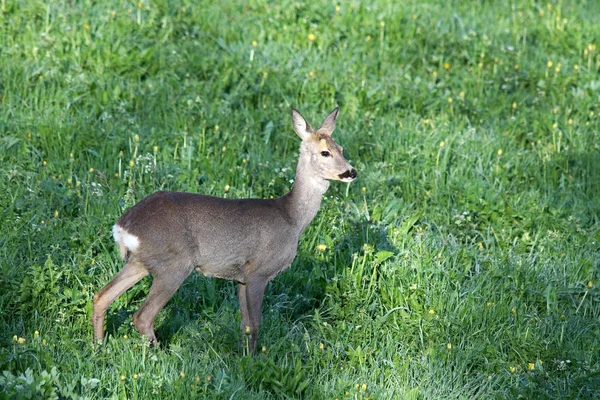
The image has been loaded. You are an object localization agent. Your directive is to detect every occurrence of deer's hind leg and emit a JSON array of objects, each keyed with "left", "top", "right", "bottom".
[
  {"left": 133, "top": 267, "right": 191, "bottom": 346},
  {"left": 92, "top": 262, "right": 149, "bottom": 342}
]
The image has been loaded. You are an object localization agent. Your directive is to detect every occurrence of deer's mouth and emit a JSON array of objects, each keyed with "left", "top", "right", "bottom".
[{"left": 338, "top": 168, "right": 357, "bottom": 182}]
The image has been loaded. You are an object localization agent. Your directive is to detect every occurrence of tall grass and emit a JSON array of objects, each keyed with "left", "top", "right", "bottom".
[{"left": 1, "top": 0, "right": 599, "bottom": 398}]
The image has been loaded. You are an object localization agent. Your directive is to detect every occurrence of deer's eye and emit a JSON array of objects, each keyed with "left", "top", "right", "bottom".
[{"left": 321, "top": 151, "right": 331, "bottom": 157}]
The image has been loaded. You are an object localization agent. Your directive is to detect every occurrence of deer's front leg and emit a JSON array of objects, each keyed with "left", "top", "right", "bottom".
[
  {"left": 238, "top": 278, "right": 268, "bottom": 352},
  {"left": 238, "top": 282, "right": 250, "bottom": 348}
]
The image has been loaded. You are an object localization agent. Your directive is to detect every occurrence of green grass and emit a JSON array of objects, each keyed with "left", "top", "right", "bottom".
[{"left": 1, "top": 0, "right": 599, "bottom": 398}]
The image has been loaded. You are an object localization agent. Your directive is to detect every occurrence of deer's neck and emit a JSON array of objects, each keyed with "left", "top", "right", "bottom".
[{"left": 283, "top": 150, "right": 330, "bottom": 234}]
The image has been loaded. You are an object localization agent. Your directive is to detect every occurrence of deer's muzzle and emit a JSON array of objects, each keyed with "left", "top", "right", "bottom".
[{"left": 338, "top": 168, "right": 357, "bottom": 181}]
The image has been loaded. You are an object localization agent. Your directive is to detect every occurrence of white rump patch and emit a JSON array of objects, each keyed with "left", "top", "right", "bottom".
[
  {"left": 113, "top": 224, "right": 140, "bottom": 254},
  {"left": 112, "top": 224, "right": 122, "bottom": 243}
]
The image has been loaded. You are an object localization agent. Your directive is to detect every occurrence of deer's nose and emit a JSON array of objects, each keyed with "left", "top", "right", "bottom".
[{"left": 339, "top": 168, "right": 357, "bottom": 180}]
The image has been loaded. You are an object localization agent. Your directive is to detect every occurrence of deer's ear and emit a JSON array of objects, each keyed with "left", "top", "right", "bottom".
[
  {"left": 291, "top": 109, "right": 315, "bottom": 141},
  {"left": 318, "top": 107, "right": 339, "bottom": 136}
]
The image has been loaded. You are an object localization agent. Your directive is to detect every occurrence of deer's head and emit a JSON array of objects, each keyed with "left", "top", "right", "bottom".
[{"left": 291, "top": 107, "right": 357, "bottom": 183}]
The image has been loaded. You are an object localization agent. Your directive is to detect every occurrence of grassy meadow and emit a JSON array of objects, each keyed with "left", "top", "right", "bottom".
[{"left": 1, "top": 0, "right": 600, "bottom": 398}]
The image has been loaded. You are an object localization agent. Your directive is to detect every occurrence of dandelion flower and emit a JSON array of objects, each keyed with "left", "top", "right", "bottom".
[
  {"left": 588, "top": 281, "right": 593, "bottom": 288},
  {"left": 224, "top": 184, "right": 230, "bottom": 193},
  {"left": 319, "top": 342, "right": 324, "bottom": 350},
  {"left": 447, "top": 343, "right": 452, "bottom": 350},
  {"left": 444, "top": 63, "right": 450, "bottom": 70},
  {"left": 308, "top": 33, "right": 316, "bottom": 42},
  {"left": 17, "top": 337, "right": 25, "bottom": 345},
  {"left": 361, "top": 383, "right": 367, "bottom": 391},
  {"left": 547, "top": 61, "right": 553, "bottom": 68},
  {"left": 317, "top": 244, "right": 327, "bottom": 252},
  {"left": 509, "top": 366, "right": 516, "bottom": 373},
  {"left": 497, "top": 149, "right": 503, "bottom": 156},
  {"left": 428, "top": 309, "right": 435, "bottom": 315},
  {"left": 120, "top": 375, "right": 126, "bottom": 381},
  {"left": 528, "top": 363, "right": 535, "bottom": 370}
]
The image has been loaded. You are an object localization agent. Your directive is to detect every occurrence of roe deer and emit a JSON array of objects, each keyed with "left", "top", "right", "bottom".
[{"left": 92, "top": 107, "right": 357, "bottom": 351}]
